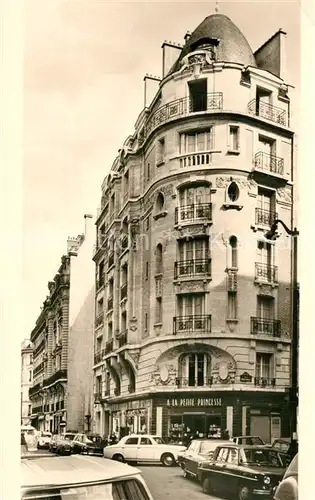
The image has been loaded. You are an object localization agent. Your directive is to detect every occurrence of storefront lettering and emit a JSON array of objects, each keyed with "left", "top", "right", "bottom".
[{"left": 166, "top": 398, "right": 222, "bottom": 407}]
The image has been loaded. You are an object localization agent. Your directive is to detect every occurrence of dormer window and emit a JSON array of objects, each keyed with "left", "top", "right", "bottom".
[{"left": 190, "top": 37, "right": 219, "bottom": 59}]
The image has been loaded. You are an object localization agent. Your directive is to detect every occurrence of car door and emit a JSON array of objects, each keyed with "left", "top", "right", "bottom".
[
  {"left": 136, "top": 437, "right": 156, "bottom": 462},
  {"left": 187, "top": 441, "right": 201, "bottom": 476},
  {"left": 73, "top": 435, "right": 82, "bottom": 453},
  {"left": 183, "top": 440, "right": 197, "bottom": 474},
  {"left": 121, "top": 436, "right": 140, "bottom": 461},
  {"left": 224, "top": 447, "right": 240, "bottom": 494},
  {"left": 210, "top": 446, "right": 230, "bottom": 492}
]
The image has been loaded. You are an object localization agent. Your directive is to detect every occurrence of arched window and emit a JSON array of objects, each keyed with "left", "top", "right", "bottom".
[
  {"left": 179, "top": 352, "right": 211, "bottom": 387},
  {"left": 156, "top": 192, "right": 165, "bottom": 211},
  {"left": 229, "top": 236, "right": 238, "bottom": 268},
  {"left": 156, "top": 244, "right": 163, "bottom": 274},
  {"left": 227, "top": 182, "right": 240, "bottom": 202}
]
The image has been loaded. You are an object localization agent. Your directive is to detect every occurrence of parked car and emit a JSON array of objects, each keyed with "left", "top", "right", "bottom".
[
  {"left": 49, "top": 434, "right": 72, "bottom": 455},
  {"left": 21, "top": 454, "right": 154, "bottom": 500},
  {"left": 178, "top": 439, "right": 231, "bottom": 480},
  {"left": 37, "top": 431, "right": 52, "bottom": 450},
  {"left": 63, "top": 432, "right": 77, "bottom": 442},
  {"left": 103, "top": 434, "right": 186, "bottom": 467},
  {"left": 270, "top": 438, "right": 298, "bottom": 467},
  {"left": 273, "top": 453, "right": 298, "bottom": 500},
  {"left": 198, "top": 443, "right": 286, "bottom": 499},
  {"left": 71, "top": 433, "right": 106, "bottom": 456},
  {"left": 231, "top": 435, "right": 266, "bottom": 446}
]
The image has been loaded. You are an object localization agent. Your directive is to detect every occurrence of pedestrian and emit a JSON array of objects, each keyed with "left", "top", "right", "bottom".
[{"left": 222, "top": 429, "right": 230, "bottom": 440}]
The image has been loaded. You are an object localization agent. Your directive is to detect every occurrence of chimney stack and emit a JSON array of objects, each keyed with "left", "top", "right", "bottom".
[
  {"left": 84, "top": 213, "right": 93, "bottom": 237},
  {"left": 184, "top": 31, "right": 192, "bottom": 43},
  {"left": 161, "top": 41, "right": 183, "bottom": 78}
]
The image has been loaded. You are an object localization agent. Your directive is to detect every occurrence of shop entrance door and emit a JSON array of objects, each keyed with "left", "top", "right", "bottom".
[{"left": 250, "top": 415, "right": 271, "bottom": 443}]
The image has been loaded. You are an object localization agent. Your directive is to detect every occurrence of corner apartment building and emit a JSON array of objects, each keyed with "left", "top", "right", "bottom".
[
  {"left": 21, "top": 339, "right": 33, "bottom": 425},
  {"left": 29, "top": 214, "right": 95, "bottom": 434},
  {"left": 92, "top": 13, "right": 296, "bottom": 444}
]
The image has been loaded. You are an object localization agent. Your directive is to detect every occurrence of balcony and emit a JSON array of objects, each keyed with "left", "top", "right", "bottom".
[
  {"left": 255, "top": 262, "right": 278, "bottom": 284},
  {"left": 175, "top": 377, "right": 213, "bottom": 388},
  {"left": 108, "top": 252, "right": 114, "bottom": 268},
  {"left": 43, "top": 369, "right": 67, "bottom": 387},
  {"left": 117, "top": 330, "right": 128, "bottom": 348},
  {"left": 179, "top": 152, "right": 212, "bottom": 169},
  {"left": 173, "top": 315, "right": 212, "bottom": 335},
  {"left": 254, "top": 377, "right": 276, "bottom": 388},
  {"left": 94, "top": 349, "right": 105, "bottom": 365},
  {"left": 175, "top": 203, "right": 212, "bottom": 225},
  {"left": 174, "top": 258, "right": 211, "bottom": 280},
  {"left": 94, "top": 392, "right": 102, "bottom": 402},
  {"left": 33, "top": 362, "right": 44, "bottom": 377},
  {"left": 105, "top": 338, "right": 114, "bottom": 354},
  {"left": 248, "top": 99, "right": 287, "bottom": 126},
  {"left": 29, "top": 382, "right": 42, "bottom": 397},
  {"left": 96, "top": 275, "right": 105, "bottom": 291},
  {"left": 95, "top": 311, "right": 104, "bottom": 329},
  {"left": 255, "top": 208, "right": 278, "bottom": 227},
  {"left": 253, "top": 151, "right": 284, "bottom": 177},
  {"left": 120, "top": 282, "right": 128, "bottom": 300},
  {"left": 143, "top": 93, "right": 223, "bottom": 141},
  {"left": 226, "top": 268, "right": 237, "bottom": 291},
  {"left": 121, "top": 235, "right": 129, "bottom": 251},
  {"left": 107, "top": 297, "right": 113, "bottom": 311},
  {"left": 34, "top": 339, "right": 45, "bottom": 357},
  {"left": 251, "top": 317, "right": 281, "bottom": 337}
]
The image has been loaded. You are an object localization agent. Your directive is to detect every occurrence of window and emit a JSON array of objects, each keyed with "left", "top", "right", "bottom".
[
  {"left": 96, "top": 375, "right": 102, "bottom": 393},
  {"left": 217, "top": 447, "right": 229, "bottom": 462},
  {"left": 124, "top": 170, "right": 129, "bottom": 198},
  {"left": 140, "top": 437, "right": 152, "bottom": 445},
  {"left": 256, "top": 87, "right": 272, "bottom": 116},
  {"left": 227, "top": 182, "right": 240, "bottom": 202},
  {"left": 145, "top": 262, "right": 149, "bottom": 280},
  {"left": 256, "top": 352, "right": 273, "bottom": 379},
  {"left": 156, "top": 244, "right": 163, "bottom": 274},
  {"left": 188, "top": 78, "right": 207, "bottom": 112},
  {"left": 96, "top": 337, "right": 102, "bottom": 352},
  {"left": 28, "top": 370, "right": 32, "bottom": 382},
  {"left": 155, "top": 297, "right": 162, "bottom": 324},
  {"left": 179, "top": 185, "right": 211, "bottom": 206},
  {"left": 108, "top": 321, "right": 113, "bottom": 338},
  {"left": 125, "top": 437, "right": 139, "bottom": 445},
  {"left": 146, "top": 163, "right": 151, "bottom": 181},
  {"left": 257, "top": 296, "right": 274, "bottom": 320},
  {"left": 156, "top": 137, "right": 165, "bottom": 165},
  {"left": 145, "top": 217, "right": 150, "bottom": 231},
  {"left": 256, "top": 188, "right": 276, "bottom": 226},
  {"left": 227, "top": 291, "right": 237, "bottom": 319},
  {"left": 110, "top": 193, "right": 115, "bottom": 216},
  {"left": 257, "top": 240, "right": 272, "bottom": 267},
  {"left": 121, "top": 264, "right": 128, "bottom": 285},
  {"left": 227, "top": 448, "right": 239, "bottom": 464},
  {"left": 97, "top": 298, "right": 104, "bottom": 315},
  {"left": 177, "top": 294, "right": 204, "bottom": 317},
  {"left": 156, "top": 192, "right": 164, "bottom": 211},
  {"left": 258, "top": 135, "right": 277, "bottom": 171},
  {"left": 229, "top": 236, "right": 238, "bottom": 268},
  {"left": 179, "top": 352, "right": 210, "bottom": 387},
  {"left": 109, "top": 278, "right": 114, "bottom": 297},
  {"left": 178, "top": 238, "right": 209, "bottom": 262},
  {"left": 180, "top": 130, "right": 213, "bottom": 154},
  {"left": 29, "top": 354, "right": 33, "bottom": 364},
  {"left": 228, "top": 126, "right": 240, "bottom": 151},
  {"left": 28, "top": 404, "right": 32, "bottom": 416},
  {"left": 144, "top": 313, "right": 148, "bottom": 331}
]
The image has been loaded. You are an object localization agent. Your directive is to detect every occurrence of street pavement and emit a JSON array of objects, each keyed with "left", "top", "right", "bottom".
[{"left": 139, "top": 465, "right": 223, "bottom": 500}]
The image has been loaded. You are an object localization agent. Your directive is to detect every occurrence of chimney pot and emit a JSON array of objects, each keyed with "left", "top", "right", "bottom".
[{"left": 184, "top": 31, "right": 192, "bottom": 42}]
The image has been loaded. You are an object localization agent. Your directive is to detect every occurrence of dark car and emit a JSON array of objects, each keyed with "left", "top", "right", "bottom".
[
  {"left": 273, "top": 453, "right": 298, "bottom": 500},
  {"left": 178, "top": 439, "right": 231, "bottom": 480},
  {"left": 198, "top": 443, "right": 286, "bottom": 499},
  {"left": 270, "top": 438, "right": 298, "bottom": 468},
  {"left": 71, "top": 433, "right": 105, "bottom": 456},
  {"left": 49, "top": 434, "right": 72, "bottom": 455}
]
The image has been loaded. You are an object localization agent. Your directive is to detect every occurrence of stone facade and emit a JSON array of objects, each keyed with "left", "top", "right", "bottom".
[
  {"left": 92, "top": 14, "right": 295, "bottom": 444},
  {"left": 21, "top": 340, "right": 33, "bottom": 425}
]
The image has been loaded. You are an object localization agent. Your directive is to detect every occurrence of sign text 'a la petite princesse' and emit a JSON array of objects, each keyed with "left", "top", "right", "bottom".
[{"left": 166, "top": 397, "right": 222, "bottom": 407}]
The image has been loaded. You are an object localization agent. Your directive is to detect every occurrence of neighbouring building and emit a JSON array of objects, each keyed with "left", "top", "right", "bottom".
[
  {"left": 29, "top": 214, "right": 95, "bottom": 434},
  {"left": 92, "top": 13, "right": 296, "bottom": 444},
  {"left": 21, "top": 339, "right": 33, "bottom": 425}
]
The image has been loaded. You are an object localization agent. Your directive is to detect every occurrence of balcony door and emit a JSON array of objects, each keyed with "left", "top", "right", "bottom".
[
  {"left": 178, "top": 294, "right": 204, "bottom": 318},
  {"left": 188, "top": 79, "right": 207, "bottom": 112},
  {"left": 255, "top": 352, "right": 272, "bottom": 380},
  {"left": 181, "top": 353, "right": 209, "bottom": 387},
  {"left": 257, "top": 296, "right": 274, "bottom": 321},
  {"left": 257, "top": 241, "right": 273, "bottom": 269},
  {"left": 257, "top": 188, "right": 275, "bottom": 214},
  {"left": 179, "top": 239, "right": 208, "bottom": 261},
  {"left": 179, "top": 185, "right": 210, "bottom": 207}
]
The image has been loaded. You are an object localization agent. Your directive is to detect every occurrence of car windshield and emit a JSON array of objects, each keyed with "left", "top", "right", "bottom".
[
  {"left": 243, "top": 448, "right": 282, "bottom": 467},
  {"left": 199, "top": 441, "right": 216, "bottom": 454},
  {"left": 152, "top": 437, "right": 164, "bottom": 444}
]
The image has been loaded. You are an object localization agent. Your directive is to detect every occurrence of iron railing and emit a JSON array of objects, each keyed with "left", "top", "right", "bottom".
[
  {"left": 255, "top": 208, "right": 278, "bottom": 227},
  {"left": 96, "top": 275, "right": 105, "bottom": 291},
  {"left": 174, "top": 258, "right": 211, "bottom": 279},
  {"left": 33, "top": 363, "right": 44, "bottom": 377},
  {"left": 94, "top": 349, "right": 105, "bottom": 365},
  {"left": 117, "top": 330, "right": 128, "bottom": 348},
  {"left": 175, "top": 203, "right": 212, "bottom": 225},
  {"left": 107, "top": 297, "right": 113, "bottom": 311},
  {"left": 120, "top": 283, "right": 128, "bottom": 300},
  {"left": 175, "top": 377, "right": 213, "bottom": 388},
  {"left": 95, "top": 311, "right": 104, "bottom": 328},
  {"left": 173, "top": 315, "right": 212, "bottom": 334},
  {"left": 255, "top": 262, "right": 278, "bottom": 283},
  {"left": 108, "top": 252, "right": 114, "bottom": 268},
  {"left": 105, "top": 339, "right": 113, "bottom": 354},
  {"left": 254, "top": 377, "right": 276, "bottom": 387},
  {"left": 248, "top": 99, "right": 287, "bottom": 126},
  {"left": 251, "top": 317, "right": 281, "bottom": 337},
  {"left": 33, "top": 340, "right": 45, "bottom": 357},
  {"left": 254, "top": 151, "right": 284, "bottom": 176}
]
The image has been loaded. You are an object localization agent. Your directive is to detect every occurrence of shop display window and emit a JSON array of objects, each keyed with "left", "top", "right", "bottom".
[{"left": 168, "top": 414, "right": 222, "bottom": 443}]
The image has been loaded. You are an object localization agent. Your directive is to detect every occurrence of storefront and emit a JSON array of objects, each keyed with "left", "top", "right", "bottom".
[{"left": 108, "top": 399, "right": 152, "bottom": 439}]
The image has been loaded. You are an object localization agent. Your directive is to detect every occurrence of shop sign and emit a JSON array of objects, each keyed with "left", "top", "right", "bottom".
[{"left": 166, "top": 397, "right": 222, "bottom": 407}]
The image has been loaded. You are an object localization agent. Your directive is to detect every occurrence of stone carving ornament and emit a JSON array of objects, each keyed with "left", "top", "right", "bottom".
[
  {"left": 216, "top": 176, "right": 257, "bottom": 190},
  {"left": 277, "top": 187, "right": 292, "bottom": 204}
]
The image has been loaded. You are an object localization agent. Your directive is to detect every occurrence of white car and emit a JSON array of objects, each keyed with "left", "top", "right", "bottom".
[
  {"left": 37, "top": 431, "right": 52, "bottom": 449},
  {"left": 103, "top": 434, "right": 186, "bottom": 467}
]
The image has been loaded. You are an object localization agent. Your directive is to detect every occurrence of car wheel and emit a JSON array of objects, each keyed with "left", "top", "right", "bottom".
[
  {"left": 112, "top": 453, "right": 125, "bottom": 463},
  {"left": 161, "top": 453, "right": 175, "bottom": 467},
  {"left": 238, "top": 485, "right": 251, "bottom": 500},
  {"left": 202, "top": 477, "right": 212, "bottom": 495}
]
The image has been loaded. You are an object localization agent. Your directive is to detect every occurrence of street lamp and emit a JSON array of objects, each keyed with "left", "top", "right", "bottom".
[{"left": 265, "top": 219, "right": 299, "bottom": 446}]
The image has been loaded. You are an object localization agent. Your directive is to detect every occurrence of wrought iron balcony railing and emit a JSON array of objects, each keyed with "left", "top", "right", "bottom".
[
  {"left": 254, "top": 151, "right": 284, "bottom": 176},
  {"left": 95, "top": 311, "right": 104, "bottom": 328},
  {"left": 173, "top": 315, "right": 212, "bottom": 335},
  {"left": 175, "top": 376, "right": 213, "bottom": 388},
  {"left": 251, "top": 317, "right": 281, "bottom": 337},
  {"left": 144, "top": 93, "right": 223, "bottom": 140},
  {"left": 248, "top": 99, "right": 287, "bottom": 126},
  {"left": 108, "top": 252, "right": 114, "bottom": 268},
  {"left": 175, "top": 203, "right": 212, "bottom": 225},
  {"left": 94, "top": 349, "right": 105, "bottom": 365},
  {"left": 255, "top": 208, "right": 278, "bottom": 227},
  {"left": 33, "top": 339, "right": 45, "bottom": 357},
  {"left": 255, "top": 262, "right": 278, "bottom": 283},
  {"left": 120, "top": 282, "right": 128, "bottom": 300},
  {"left": 33, "top": 362, "right": 44, "bottom": 377},
  {"left": 105, "top": 338, "right": 114, "bottom": 354},
  {"left": 96, "top": 275, "right": 105, "bottom": 291},
  {"left": 254, "top": 377, "right": 276, "bottom": 387},
  {"left": 117, "top": 330, "right": 128, "bottom": 348},
  {"left": 107, "top": 297, "right": 113, "bottom": 311},
  {"left": 174, "top": 258, "right": 211, "bottom": 279},
  {"left": 121, "top": 235, "right": 128, "bottom": 250}
]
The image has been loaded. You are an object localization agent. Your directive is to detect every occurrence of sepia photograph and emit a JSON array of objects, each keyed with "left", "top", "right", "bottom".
[{"left": 1, "top": 0, "right": 314, "bottom": 498}]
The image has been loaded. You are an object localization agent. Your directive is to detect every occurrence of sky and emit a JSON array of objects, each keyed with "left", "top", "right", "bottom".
[{"left": 22, "top": 0, "right": 302, "bottom": 340}]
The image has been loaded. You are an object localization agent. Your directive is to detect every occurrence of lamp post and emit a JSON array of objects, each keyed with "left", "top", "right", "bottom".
[{"left": 265, "top": 220, "right": 299, "bottom": 445}]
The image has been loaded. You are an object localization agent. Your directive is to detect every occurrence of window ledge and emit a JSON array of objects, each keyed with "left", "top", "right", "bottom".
[
  {"left": 254, "top": 279, "right": 279, "bottom": 289},
  {"left": 222, "top": 202, "right": 243, "bottom": 211},
  {"left": 226, "top": 148, "right": 240, "bottom": 155},
  {"left": 226, "top": 318, "right": 238, "bottom": 323},
  {"left": 153, "top": 210, "right": 168, "bottom": 221}
]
